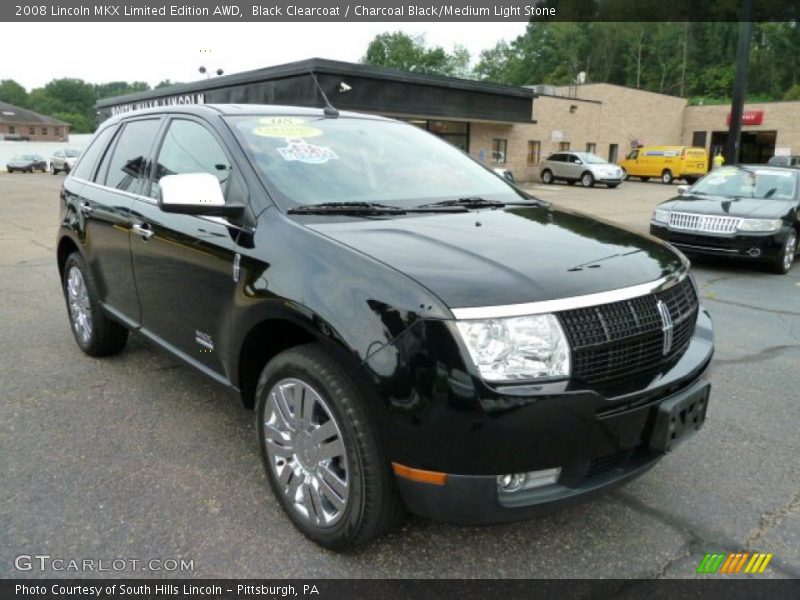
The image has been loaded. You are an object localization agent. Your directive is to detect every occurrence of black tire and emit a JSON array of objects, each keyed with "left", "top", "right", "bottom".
[
  {"left": 661, "top": 170, "right": 674, "bottom": 184},
  {"left": 255, "top": 343, "right": 403, "bottom": 550},
  {"left": 27, "top": 167, "right": 34, "bottom": 173},
  {"left": 581, "top": 171, "right": 595, "bottom": 187},
  {"left": 768, "top": 229, "right": 797, "bottom": 275},
  {"left": 52, "top": 164, "right": 59, "bottom": 175},
  {"left": 62, "top": 252, "right": 129, "bottom": 356},
  {"left": 541, "top": 169, "right": 554, "bottom": 184}
]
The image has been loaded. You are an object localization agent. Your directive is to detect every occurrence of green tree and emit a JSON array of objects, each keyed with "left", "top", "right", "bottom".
[
  {"left": 784, "top": 84, "right": 800, "bottom": 100},
  {"left": 95, "top": 81, "right": 150, "bottom": 100},
  {"left": 0, "top": 79, "right": 28, "bottom": 106},
  {"left": 363, "top": 32, "right": 471, "bottom": 77}
]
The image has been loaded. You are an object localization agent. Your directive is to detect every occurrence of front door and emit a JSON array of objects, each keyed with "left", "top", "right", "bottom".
[{"left": 129, "top": 117, "right": 241, "bottom": 378}]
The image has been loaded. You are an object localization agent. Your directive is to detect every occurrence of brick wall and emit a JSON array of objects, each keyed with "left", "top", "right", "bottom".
[
  {"left": 469, "top": 95, "right": 602, "bottom": 182},
  {"left": 555, "top": 83, "right": 687, "bottom": 166},
  {"left": 0, "top": 122, "right": 69, "bottom": 142},
  {"left": 682, "top": 102, "right": 800, "bottom": 154},
  {"left": 469, "top": 83, "right": 689, "bottom": 183}
]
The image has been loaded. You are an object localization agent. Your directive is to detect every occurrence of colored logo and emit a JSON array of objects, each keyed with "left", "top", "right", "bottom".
[{"left": 696, "top": 552, "right": 773, "bottom": 574}]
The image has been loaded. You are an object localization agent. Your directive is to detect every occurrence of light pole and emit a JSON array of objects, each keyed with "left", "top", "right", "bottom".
[{"left": 725, "top": 0, "right": 754, "bottom": 164}]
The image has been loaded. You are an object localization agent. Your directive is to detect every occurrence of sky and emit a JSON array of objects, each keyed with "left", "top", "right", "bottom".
[{"left": 1, "top": 22, "right": 528, "bottom": 90}]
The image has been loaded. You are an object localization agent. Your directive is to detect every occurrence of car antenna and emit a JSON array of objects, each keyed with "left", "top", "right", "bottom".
[{"left": 309, "top": 70, "right": 339, "bottom": 118}]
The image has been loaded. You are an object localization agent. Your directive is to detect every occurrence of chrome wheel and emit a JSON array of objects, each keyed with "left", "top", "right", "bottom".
[
  {"left": 67, "top": 266, "right": 92, "bottom": 344},
  {"left": 263, "top": 378, "right": 349, "bottom": 527},
  {"left": 784, "top": 230, "right": 797, "bottom": 272}
]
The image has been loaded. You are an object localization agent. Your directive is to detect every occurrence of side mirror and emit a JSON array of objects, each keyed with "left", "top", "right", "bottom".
[
  {"left": 159, "top": 173, "right": 243, "bottom": 217},
  {"left": 677, "top": 185, "right": 689, "bottom": 196}
]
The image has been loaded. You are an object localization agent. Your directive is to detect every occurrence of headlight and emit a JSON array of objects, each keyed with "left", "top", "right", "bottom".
[
  {"left": 455, "top": 314, "right": 570, "bottom": 381},
  {"left": 653, "top": 209, "right": 670, "bottom": 224},
  {"left": 738, "top": 218, "right": 783, "bottom": 233}
]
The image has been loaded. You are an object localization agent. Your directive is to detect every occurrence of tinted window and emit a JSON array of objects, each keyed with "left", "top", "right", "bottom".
[
  {"left": 71, "top": 126, "right": 117, "bottom": 181},
  {"left": 151, "top": 119, "right": 230, "bottom": 199},
  {"left": 102, "top": 119, "right": 161, "bottom": 195},
  {"left": 549, "top": 154, "right": 563, "bottom": 162}
]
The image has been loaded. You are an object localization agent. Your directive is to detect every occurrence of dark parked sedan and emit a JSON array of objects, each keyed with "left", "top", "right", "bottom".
[
  {"left": 6, "top": 154, "right": 47, "bottom": 173},
  {"left": 650, "top": 165, "right": 799, "bottom": 274}
]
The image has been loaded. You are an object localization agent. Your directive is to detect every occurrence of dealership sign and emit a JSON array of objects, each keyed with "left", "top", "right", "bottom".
[
  {"left": 110, "top": 93, "right": 206, "bottom": 116},
  {"left": 726, "top": 110, "right": 764, "bottom": 126}
]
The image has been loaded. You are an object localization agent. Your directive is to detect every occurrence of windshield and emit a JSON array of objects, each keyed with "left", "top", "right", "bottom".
[
  {"left": 227, "top": 115, "right": 524, "bottom": 207},
  {"left": 691, "top": 166, "right": 797, "bottom": 201},
  {"left": 574, "top": 152, "right": 607, "bottom": 164},
  {"left": 64, "top": 149, "right": 81, "bottom": 157}
]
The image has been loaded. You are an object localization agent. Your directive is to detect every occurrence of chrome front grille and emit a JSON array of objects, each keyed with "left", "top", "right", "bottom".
[
  {"left": 668, "top": 212, "right": 740, "bottom": 234},
  {"left": 557, "top": 276, "right": 699, "bottom": 385}
]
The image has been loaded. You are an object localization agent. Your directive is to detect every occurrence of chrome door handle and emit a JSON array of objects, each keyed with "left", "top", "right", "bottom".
[
  {"left": 79, "top": 201, "right": 93, "bottom": 215},
  {"left": 131, "top": 223, "right": 155, "bottom": 241}
]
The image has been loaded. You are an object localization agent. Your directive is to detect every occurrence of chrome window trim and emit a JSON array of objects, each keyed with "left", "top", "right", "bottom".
[
  {"left": 72, "top": 176, "right": 156, "bottom": 204},
  {"left": 451, "top": 271, "right": 688, "bottom": 320},
  {"left": 71, "top": 177, "right": 240, "bottom": 229}
]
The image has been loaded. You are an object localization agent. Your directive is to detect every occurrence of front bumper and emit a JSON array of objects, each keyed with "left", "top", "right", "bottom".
[
  {"left": 650, "top": 222, "right": 788, "bottom": 260},
  {"left": 395, "top": 374, "right": 710, "bottom": 524},
  {"left": 361, "top": 306, "right": 714, "bottom": 524}
]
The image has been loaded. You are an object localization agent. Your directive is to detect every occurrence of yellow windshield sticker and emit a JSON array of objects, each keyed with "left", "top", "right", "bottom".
[{"left": 253, "top": 117, "right": 322, "bottom": 138}]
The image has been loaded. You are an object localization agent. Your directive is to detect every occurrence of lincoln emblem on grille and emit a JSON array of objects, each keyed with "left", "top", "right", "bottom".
[{"left": 656, "top": 300, "right": 674, "bottom": 355}]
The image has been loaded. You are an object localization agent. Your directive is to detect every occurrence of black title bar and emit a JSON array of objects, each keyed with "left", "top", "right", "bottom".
[
  {"left": 2, "top": 579, "right": 800, "bottom": 600},
  {"left": 3, "top": 0, "right": 800, "bottom": 22}
]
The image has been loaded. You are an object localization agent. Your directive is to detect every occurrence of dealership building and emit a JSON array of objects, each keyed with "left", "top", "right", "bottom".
[{"left": 97, "top": 58, "right": 800, "bottom": 183}]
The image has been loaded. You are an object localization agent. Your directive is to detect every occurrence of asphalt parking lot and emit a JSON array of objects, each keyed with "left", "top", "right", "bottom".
[{"left": 1, "top": 174, "right": 798, "bottom": 579}]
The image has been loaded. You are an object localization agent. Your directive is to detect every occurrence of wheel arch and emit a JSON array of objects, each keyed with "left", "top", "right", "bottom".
[
  {"left": 234, "top": 313, "right": 359, "bottom": 410},
  {"left": 57, "top": 235, "right": 80, "bottom": 282}
]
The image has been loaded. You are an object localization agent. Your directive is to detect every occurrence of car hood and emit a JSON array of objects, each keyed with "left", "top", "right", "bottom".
[
  {"left": 661, "top": 194, "right": 792, "bottom": 219},
  {"left": 306, "top": 206, "right": 683, "bottom": 309}
]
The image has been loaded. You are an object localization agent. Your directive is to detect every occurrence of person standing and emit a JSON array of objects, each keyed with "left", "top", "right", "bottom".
[{"left": 713, "top": 151, "right": 726, "bottom": 169}]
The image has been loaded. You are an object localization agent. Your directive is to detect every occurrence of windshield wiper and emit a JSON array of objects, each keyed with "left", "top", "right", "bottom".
[
  {"left": 288, "top": 202, "right": 406, "bottom": 215},
  {"left": 287, "top": 201, "right": 469, "bottom": 216},
  {"left": 416, "top": 196, "right": 545, "bottom": 209}
]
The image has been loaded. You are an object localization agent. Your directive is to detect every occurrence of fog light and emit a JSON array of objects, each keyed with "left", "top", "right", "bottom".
[
  {"left": 747, "top": 248, "right": 762, "bottom": 257},
  {"left": 497, "top": 473, "right": 526, "bottom": 492},
  {"left": 497, "top": 468, "right": 561, "bottom": 494}
]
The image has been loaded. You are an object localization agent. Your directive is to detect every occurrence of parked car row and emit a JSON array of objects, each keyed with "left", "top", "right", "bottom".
[
  {"left": 5, "top": 154, "right": 47, "bottom": 173},
  {"left": 4, "top": 149, "right": 81, "bottom": 174},
  {"left": 539, "top": 145, "right": 710, "bottom": 189}
]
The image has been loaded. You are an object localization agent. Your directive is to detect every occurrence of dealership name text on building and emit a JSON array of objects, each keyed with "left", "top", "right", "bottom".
[{"left": 110, "top": 94, "right": 206, "bottom": 116}]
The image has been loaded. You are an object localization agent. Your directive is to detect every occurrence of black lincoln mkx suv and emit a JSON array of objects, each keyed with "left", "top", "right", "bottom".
[{"left": 57, "top": 104, "right": 713, "bottom": 549}]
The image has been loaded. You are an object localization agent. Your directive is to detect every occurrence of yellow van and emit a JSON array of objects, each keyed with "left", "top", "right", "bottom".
[{"left": 619, "top": 146, "right": 708, "bottom": 184}]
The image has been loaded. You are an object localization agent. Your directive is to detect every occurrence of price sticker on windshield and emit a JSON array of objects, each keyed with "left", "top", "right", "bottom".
[{"left": 253, "top": 117, "right": 323, "bottom": 139}]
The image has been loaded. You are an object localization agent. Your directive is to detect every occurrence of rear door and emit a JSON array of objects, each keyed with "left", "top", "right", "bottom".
[
  {"left": 69, "top": 119, "right": 161, "bottom": 323},
  {"left": 129, "top": 116, "right": 243, "bottom": 378}
]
